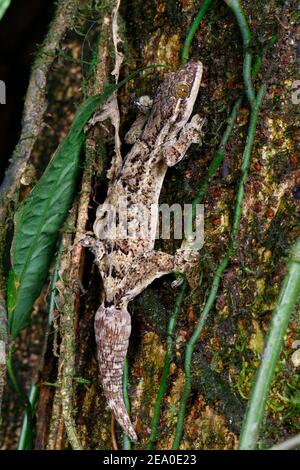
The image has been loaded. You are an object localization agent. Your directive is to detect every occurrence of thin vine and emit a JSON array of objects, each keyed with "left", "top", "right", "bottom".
[
  {"left": 181, "top": 0, "right": 215, "bottom": 64},
  {"left": 17, "top": 240, "right": 62, "bottom": 450},
  {"left": 238, "top": 237, "right": 300, "bottom": 450},
  {"left": 148, "top": 0, "right": 270, "bottom": 449},
  {"left": 147, "top": 282, "right": 188, "bottom": 449},
  {"left": 224, "top": 0, "right": 256, "bottom": 108},
  {"left": 172, "top": 84, "right": 265, "bottom": 449}
]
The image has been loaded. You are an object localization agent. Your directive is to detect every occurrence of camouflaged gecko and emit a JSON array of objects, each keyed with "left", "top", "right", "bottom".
[{"left": 83, "top": 60, "right": 204, "bottom": 441}]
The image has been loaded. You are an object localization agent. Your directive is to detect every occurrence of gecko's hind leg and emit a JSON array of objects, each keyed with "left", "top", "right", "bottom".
[
  {"left": 118, "top": 248, "right": 200, "bottom": 300},
  {"left": 118, "top": 250, "right": 175, "bottom": 301}
]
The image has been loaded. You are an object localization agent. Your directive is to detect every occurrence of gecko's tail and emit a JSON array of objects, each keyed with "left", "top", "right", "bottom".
[{"left": 94, "top": 304, "right": 138, "bottom": 442}]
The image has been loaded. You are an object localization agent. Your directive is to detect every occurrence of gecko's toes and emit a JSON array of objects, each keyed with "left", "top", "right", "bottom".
[
  {"left": 80, "top": 234, "right": 95, "bottom": 247},
  {"left": 171, "top": 278, "right": 184, "bottom": 288}
]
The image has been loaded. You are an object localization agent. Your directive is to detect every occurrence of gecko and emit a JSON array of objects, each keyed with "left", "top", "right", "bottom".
[{"left": 83, "top": 60, "right": 204, "bottom": 442}]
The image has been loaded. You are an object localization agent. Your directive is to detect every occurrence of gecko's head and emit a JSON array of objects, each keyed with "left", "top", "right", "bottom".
[
  {"left": 170, "top": 59, "right": 203, "bottom": 121},
  {"left": 146, "top": 60, "right": 203, "bottom": 137}
]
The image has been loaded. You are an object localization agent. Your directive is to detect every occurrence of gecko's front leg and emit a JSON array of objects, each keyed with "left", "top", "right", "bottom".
[
  {"left": 161, "top": 114, "right": 205, "bottom": 287},
  {"left": 163, "top": 114, "right": 205, "bottom": 167},
  {"left": 124, "top": 96, "right": 153, "bottom": 144}
]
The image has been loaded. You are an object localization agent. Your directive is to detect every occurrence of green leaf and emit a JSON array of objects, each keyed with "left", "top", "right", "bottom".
[
  {"left": 9, "top": 135, "right": 84, "bottom": 337},
  {"left": 7, "top": 269, "right": 18, "bottom": 319},
  {"left": 0, "top": 0, "right": 11, "bottom": 21},
  {"left": 9, "top": 94, "right": 111, "bottom": 338},
  {"left": 8, "top": 64, "right": 164, "bottom": 339}
]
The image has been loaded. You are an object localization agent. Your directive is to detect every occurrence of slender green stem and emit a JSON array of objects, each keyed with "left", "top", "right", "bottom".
[
  {"left": 225, "top": 0, "right": 251, "bottom": 46},
  {"left": 148, "top": 36, "right": 268, "bottom": 449},
  {"left": 172, "top": 85, "right": 265, "bottom": 449},
  {"left": 17, "top": 241, "right": 62, "bottom": 450},
  {"left": 146, "top": 282, "right": 188, "bottom": 449},
  {"left": 243, "top": 53, "right": 255, "bottom": 107},
  {"left": 0, "top": 0, "right": 11, "bottom": 22},
  {"left": 181, "top": 0, "right": 215, "bottom": 63},
  {"left": 17, "top": 384, "right": 38, "bottom": 450},
  {"left": 172, "top": 259, "right": 228, "bottom": 449},
  {"left": 192, "top": 96, "right": 242, "bottom": 211},
  {"left": 148, "top": 99, "right": 240, "bottom": 447},
  {"left": 224, "top": 0, "right": 256, "bottom": 107},
  {"left": 6, "top": 346, "right": 33, "bottom": 449},
  {"left": 238, "top": 237, "right": 300, "bottom": 450},
  {"left": 122, "top": 359, "right": 131, "bottom": 450},
  {"left": 231, "top": 85, "right": 266, "bottom": 239}
]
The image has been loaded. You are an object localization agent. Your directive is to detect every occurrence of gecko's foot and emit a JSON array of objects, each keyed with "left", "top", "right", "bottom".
[
  {"left": 174, "top": 248, "right": 200, "bottom": 289},
  {"left": 80, "top": 234, "right": 100, "bottom": 250},
  {"left": 124, "top": 96, "right": 152, "bottom": 145},
  {"left": 80, "top": 235, "right": 105, "bottom": 266},
  {"left": 171, "top": 277, "right": 184, "bottom": 288},
  {"left": 185, "top": 114, "right": 206, "bottom": 143},
  {"left": 84, "top": 96, "right": 115, "bottom": 133},
  {"left": 80, "top": 233, "right": 94, "bottom": 245}
]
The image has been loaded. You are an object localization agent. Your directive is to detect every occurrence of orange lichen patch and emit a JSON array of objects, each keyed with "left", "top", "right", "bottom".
[
  {"left": 210, "top": 337, "right": 221, "bottom": 350},
  {"left": 210, "top": 186, "right": 222, "bottom": 198},
  {"left": 213, "top": 216, "right": 222, "bottom": 225},
  {"left": 266, "top": 209, "right": 275, "bottom": 218},
  {"left": 290, "top": 154, "right": 298, "bottom": 165},
  {"left": 132, "top": 366, "right": 143, "bottom": 378},
  {"left": 187, "top": 305, "right": 195, "bottom": 324},
  {"left": 253, "top": 161, "right": 262, "bottom": 172},
  {"left": 181, "top": 403, "right": 238, "bottom": 450},
  {"left": 226, "top": 79, "right": 236, "bottom": 90}
]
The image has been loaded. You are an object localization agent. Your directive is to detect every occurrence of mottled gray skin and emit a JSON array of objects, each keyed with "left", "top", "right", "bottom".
[{"left": 85, "top": 60, "right": 204, "bottom": 441}]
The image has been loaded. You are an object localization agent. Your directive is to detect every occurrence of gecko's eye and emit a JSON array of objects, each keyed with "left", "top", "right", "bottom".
[{"left": 175, "top": 83, "right": 190, "bottom": 98}]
